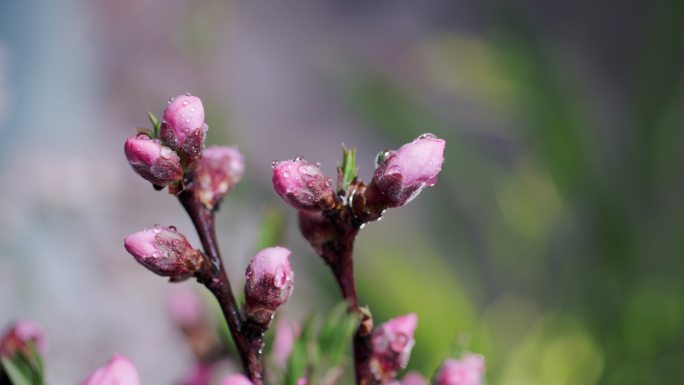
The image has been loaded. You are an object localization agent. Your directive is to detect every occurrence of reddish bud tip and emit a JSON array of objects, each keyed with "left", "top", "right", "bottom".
[
  {"left": 124, "top": 135, "right": 182, "bottom": 187},
  {"left": 220, "top": 374, "right": 254, "bottom": 385},
  {"left": 160, "top": 94, "right": 207, "bottom": 159},
  {"left": 82, "top": 353, "right": 140, "bottom": 385},
  {"left": 0, "top": 320, "right": 46, "bottom": 357},
  {"left": 194, "top": 146, "right": 245, "bottom": 209},
  {"left": 370, "top": 313, "right": 418, "bottom": 382},
  {"left": 272, "top": 158, "right": 335, "bottom": 211},
  {"left": 367, "top": 134, "right": 445, "bottom": 209},
  {"left": 244, "top": 247, "right": 294, "bottom": 319},
  {"left": 124, "top": 225, "right": 202, "bottom": 280},
  {"left": 435, "top": 353, "right": 485, "bottom": 385}
]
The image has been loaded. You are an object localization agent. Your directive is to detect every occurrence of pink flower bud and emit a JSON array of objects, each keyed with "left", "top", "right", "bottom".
[
  {"left": 402, "top": 371, "right": 427, "bottom": 385},
  {"left": 297, "top": 210, "right": 336, "bottom": 258},
  {"left": 435, "top": 353, "right": 485, "bottom": 385},
  {"left": 296, "top": 378, "right": 307, "bottom": 385},
  {"left": 82, "top": 353, "right": 140, "bottom": 385},
  {"left": 167, "top": 289, "right": 205, "bottom": 328},
  {"left": 193, "top": 146, "right": 245, "bottom": 209},
  {"left": 272, "top": 158, "right": 335, "bottom": 211},
  {"left": 124, "top": 135, "right": 182, "bottom": 187},
  {"left": 369, "top": 313, "right": 418, "bottom": 382},
  {"left": 0, "top": 320, "right": 46, "bottom": 357},
  {"left": 272, "top": 318, "right": 300, "bottom": 367},
  {"left": 161, "top": 94, "right": 207, "bottom": 159},
  {"left": 220, "top": 374, "right": 254, "bottom": 385},
  {"left": 366, "top": 134, "right": 445, "bottom": 209},
  {"left": 181, "top": 364, "right": 212, "bottom": 385},
  {"left": 124, "top": 225, "right": 202, "bottom": 280},
  {"left": 244, "top": 247, "right": 294, "bottom": 321}
]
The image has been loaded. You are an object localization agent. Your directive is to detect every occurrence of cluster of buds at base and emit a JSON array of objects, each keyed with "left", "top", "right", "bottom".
[
  {"left": 124, "top": 134, "right": 182, "bottom": 188},
  {"left": 369, "top": 314, "right": 418, "bottom": 383},
  {"left": 0, "top": 320, "right": 45, "bottom": 358},
  {"left": 124, "top": 225, "right": 203, "bottom": 281},
  {"left": 160, "top": 94, "right": 208, "bottom": 161},
  {"left": 82, "top": 353, "right": 140, "bottom": 385},
  {"left": 193, "top": 146, "right": 245, "bottom": 210},
  {"left": 434, "top": 353, "right": 485, "bottom": 385},
  {"left": 243, "top": 247, "right": 294, "bottom": 326},
  {"left": 364, "top": 134, "right": 445, "bottom": 213}
]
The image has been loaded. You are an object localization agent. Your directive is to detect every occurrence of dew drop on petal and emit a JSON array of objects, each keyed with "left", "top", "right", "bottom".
[
  {"left": 184, "top": 92, "right": 192, "bottom": 96},
  {"left": 417, "top": 133, "right": 437, "bottom": 140},
  {"left": 136, "top": 134, "right": 150, "bottom": 140},
  {"left": 283, "top": 171, "right": 290, "bottom": 178},
  {"left": 168, "top": 225, "right": 177, "bottom": 232},
  {"left": 151, "top": 251, "right": 162, "bottom": 258}
]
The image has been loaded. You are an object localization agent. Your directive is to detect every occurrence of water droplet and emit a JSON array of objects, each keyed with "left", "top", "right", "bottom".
[
  {"left": 375, "top": 150, "right": 393, "bottom": 167},
  {"left": 136, "top": 134, "right": 150, "bottom": 140},
  {"left": 167, "top": 96, "right": 176, "bottom": 104},
  {"left": 202, "top": 123, "right": 209, "bottom": 133},
  {"left": 182, "top": 100, "right": 189, "bottom": 106},
  {"left": 299, "top": 164, "right": 318, "bottom": 176},
  {"left": 168, "top": 225, "right": 177, "bottom": 232},
  {"left": 359, "top": 223, "right": 367, "bottom": 229},
  {"left": 283, "top": 171, "right": 290, "bottom": 178},
  {"left": 151, "top": 251, "right": 162, "bottom": 258},
  {"left": 184, "top": 91, "right": 192, "bottom": 96},
  {"left": 293, "top": 156, "right": 305, "bottom": 162},
  {"left": 417, "top": 133, "right": 437, "bottom": 140},
  {"left": 315, "top": 162, "right": 321, "bottom": 167},
  {"left": 153, "top": 225, "right": 162, "bottom": 234},
  {"left": 184, "top": 117, "right": 191, "bottom": 123},
  {"left": 287, "top": 164, "right": 294, "bottom": 170},
  {"left": 272, "top": 160, "right": 281, "bottom": 168},
  {"left": 160, "top": 147, "right": 174, "bottom": 159}
]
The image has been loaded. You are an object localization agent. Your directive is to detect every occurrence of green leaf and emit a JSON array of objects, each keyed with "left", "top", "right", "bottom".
[
  {"left": 1, "top": 357, "right": 32, "bottom": 385},
  {"left": 285, "top": 315, "right": 317, "bottom": 385},
  {"left": 339, "top": 145, "right": 357, "bottom": 192},
  {"left": 147, "top": 111, "right": 161, "bottom": 138}
]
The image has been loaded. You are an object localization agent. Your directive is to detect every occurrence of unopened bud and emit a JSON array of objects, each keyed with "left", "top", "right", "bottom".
[
  {"left": 82, "top": 353, "right": 140, "bottom": 385},
  {"left": 124, "top": 225, "right": 202, "bottom": 280},
  {"left": 220, "top": 374, "right": 254, "bottom": 385},
  {"left": 369, "top": 313, "right": 418, "bottom": 382},
  {"left": 161, "top": 94, "right": 207, "bottom": 159},
  {"left": 272, "top": 318, "right": 300, "bottom": 367},
  {"left": 272, "top": 158, "right": 335, "bottom": 211},
  {"left": 244, "top": 247, "right": 294, "bottom": 323},
  {"left": 124, "top": 135, "right": 182, "bottom": 187},
  {"left": 193, "top": 146, "right": 245, "bottom": 209},
  {"left": 401, "top": 371, "right": 427, "bottom": 385},
  {"left": 366, "top": 134, "right": 445, "bottom": 209},
  {"left": 297, "top": 210, "right": 336, "bottom": 258},
  {"left": 435, "top": 353, "right": 485, "bottom": 385},
  {"left": 0, "top": 320, "right": 46, "bottom": 357}
]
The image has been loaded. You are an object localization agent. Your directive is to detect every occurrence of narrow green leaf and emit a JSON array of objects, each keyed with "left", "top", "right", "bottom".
[
  {"left": 339, "top": 145, "right": 357, "bottom": 192},
  {"left": 147, "top": 111, "right": 161, "bottom": 138},
  {"left": 1, "top": 357, "right": 32, "bottom": 385}
]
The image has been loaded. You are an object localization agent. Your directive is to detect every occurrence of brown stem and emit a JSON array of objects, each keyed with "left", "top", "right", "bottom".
[
  {"left": 178, "top": 190, "right": 265, "bottom": 385},
  {"left": 322, "top": 210, "right": 374, "bottom": 385}
]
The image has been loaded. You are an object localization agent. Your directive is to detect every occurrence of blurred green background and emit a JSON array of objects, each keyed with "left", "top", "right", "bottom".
[{"left": 0, "top": 0, "right": 682, "bottom": 384}]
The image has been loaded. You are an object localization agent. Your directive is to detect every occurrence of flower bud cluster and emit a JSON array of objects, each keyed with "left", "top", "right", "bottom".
[
  {"left": 0, "top": 320, "right": 45, "bottom": 358},
  {"left": 124, "top": 94, "right": 245, "bottom": 207}
]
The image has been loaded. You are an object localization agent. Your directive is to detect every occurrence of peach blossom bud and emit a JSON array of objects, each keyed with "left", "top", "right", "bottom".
[
  {"left": 160, "top": 94, "right": 207, "bottom": 159},
  {"left": 272, "top": 318, "right": 300, "bottom": 367},
  {"left": 366, "top": 134, "right": 445, "bottom": 209},
  {"left": 244, "top": 247, "right": 294, "bottom": 323},
  {"left": 82, "top": 353, "right": 140, "bottom": 385},
  {"left": 402, "top": 371, "right": 427, "bottom": 385},
  {"left": 0, "top": 320, "right": 46, "bottom": 357},
  {"left": 124, "top": 135, "right": 182, "bottom": 187},
  {"left": 435, "top": 353, "right": 485, "bottom": 385},
  {"left": 193, "top": 146, "right": 245, "bottom": 209},
  {"left": 124, "top": 225, "right": 202, "bottom": 280},
  {"left": 272, "top": 158, "right": 335, "bottom": 211},
  {"left": 369, "top": 314, "right": 418, "bottom": 382}
]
